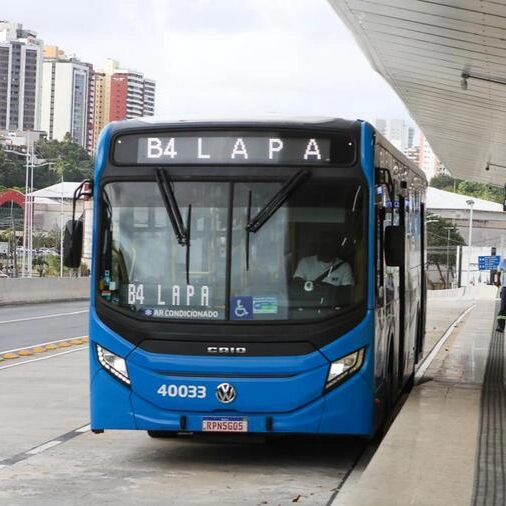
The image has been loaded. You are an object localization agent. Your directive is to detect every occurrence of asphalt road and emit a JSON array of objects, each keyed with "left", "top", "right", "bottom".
[
  {"left": 0, "top": 301, "right": 368, "bottom": 506},
  {"left": 0, "top": 300, "right": 89, "bottom": 352},
  {"left": 0, "top": 297, "right": 472, "bottom": 506}
]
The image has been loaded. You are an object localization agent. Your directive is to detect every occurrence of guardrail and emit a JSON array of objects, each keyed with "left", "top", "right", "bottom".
[
  {"left": 428, "top": 285, "right": 498, "bottom": 300},
  {"left": 0, "top": 277, "right": 90, "bottom": 306},
  {"left": 0, "top": 278, "right": 497, "bottom": 305}
]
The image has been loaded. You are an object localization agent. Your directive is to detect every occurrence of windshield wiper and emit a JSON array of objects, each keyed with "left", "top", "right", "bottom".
[
  {"left": 185, "top": 204, "right": 192, "bottom": 284},
  {"left": 154, "top": 169, "right": 189, "bottom": 246},
  {"left": 101, "top": 190, "right": 113, "bottom": 275},
  {"left": 245, "top": 191, "right": 252, "bottom": 270},
  {"left": 154, "top": 168, "right": 192, "bottom": 283},
  {"left": 245, "top": 169, "right": 309, "bottom": 233}
]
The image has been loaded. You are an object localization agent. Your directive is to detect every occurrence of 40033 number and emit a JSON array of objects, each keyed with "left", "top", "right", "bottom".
[{"left": 157, "top": 384, "right": 207, "bottom": 399}]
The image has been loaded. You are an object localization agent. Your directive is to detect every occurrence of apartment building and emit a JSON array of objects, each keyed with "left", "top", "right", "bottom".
[
  {"left": 40, "top": 46, "right": 91, "bottom": 147},
  {"left": 89, "top": 58, "right": 155, "bottom": 153},
  {"left": 0, "top": 21, "right": 156, "bottom": 156},
  {"left": 371, "top": 118, "right": 415, "bottom": 152},
  {"left": 419, "top": 132, "right": 441, "bottom": 181},
  {"left": 0, "top": 21, "right": 43, "bottom": 132}
]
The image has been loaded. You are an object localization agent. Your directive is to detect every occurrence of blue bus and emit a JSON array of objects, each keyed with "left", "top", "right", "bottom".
[{"left": 65, "top": 117, "right": 427, "bottom": 438}]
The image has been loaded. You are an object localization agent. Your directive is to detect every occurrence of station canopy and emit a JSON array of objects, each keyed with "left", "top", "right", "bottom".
[{"left": 329, "top": 0, "right": 506, "bottom": 187}]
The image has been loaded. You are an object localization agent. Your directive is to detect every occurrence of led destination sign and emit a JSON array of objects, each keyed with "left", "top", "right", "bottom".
[{"left": 113, "top": 132, "right": 355, "bottom": 165}]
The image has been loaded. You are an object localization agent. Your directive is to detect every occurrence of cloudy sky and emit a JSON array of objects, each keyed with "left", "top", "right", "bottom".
[{"left": 3, "top": 0, "right": 413, "bottom": 123}]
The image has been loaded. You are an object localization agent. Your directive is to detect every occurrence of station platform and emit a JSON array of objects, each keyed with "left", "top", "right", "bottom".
[{"left": 335, "top": 285, "right": 503, "bottom": 506}]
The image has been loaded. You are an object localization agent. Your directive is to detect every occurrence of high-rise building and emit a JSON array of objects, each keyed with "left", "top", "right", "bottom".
[
  {"left": 370, "top": 118, "right": 444, "bottom": 180},
  {"left": 373, "top": 118, "right": 387, "bottom": 137},
  {"left": 0, "top": 21, "right": 43, "bottom": 132},
  {"left": 88, "top": 59, "right": 155, "bottom": 153},
  {"left": 108, "top": 68, "right": 155, "bottom": 120},
  {"left": 109, "top": 72, "right": 128, "bottom": 121},
  {"left": 40, "top": 46, "right": 91, "bottom": 147},
  {"left": 88, "top": 71, "right": 108, "bottom": 154},
  {"left": 404, "top": 146, "right": 420, "bottom": 168},
  {"left": 371, "top": 118, "right": 415, "bottom": 152},
  {"left": 419, "top": 132, "right": 441, "bottom": 181},
  {"left": 143, "top": 78, "right": 155, "bottom": 116},
  {"left": 407, "top": 127, "right": 415, "bottom": 150}
]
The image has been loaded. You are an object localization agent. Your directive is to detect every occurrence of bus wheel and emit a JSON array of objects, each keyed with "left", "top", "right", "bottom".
[
  {"left": 147, "top": 430, "right": 178, "bottom": 438},
  {"left": 404, "top": 311, "right": 421, "bottom": 393}
]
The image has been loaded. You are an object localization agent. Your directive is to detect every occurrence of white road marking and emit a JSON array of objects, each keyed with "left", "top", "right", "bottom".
[
  {"left": 0, "top": 309, "right": 88, "bottom": 325},
  {"left": 0, "top": 425, "right": 91, "bottom": 467},
  {"left": 26, "top": 440, "right": 62, "bottom": 455}
]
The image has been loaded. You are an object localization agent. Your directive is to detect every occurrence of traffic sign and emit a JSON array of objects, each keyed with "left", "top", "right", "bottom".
[{"left": 478, "top": 255, "right": 501, "bottom": 271}]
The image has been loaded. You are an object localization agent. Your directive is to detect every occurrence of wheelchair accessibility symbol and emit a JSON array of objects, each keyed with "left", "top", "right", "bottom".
[
  {"left": 230, "top": 296, "right": 253, "bottom": 320},
  {"left": 235, "top": 300, "right": 249, "bottom": 317}
]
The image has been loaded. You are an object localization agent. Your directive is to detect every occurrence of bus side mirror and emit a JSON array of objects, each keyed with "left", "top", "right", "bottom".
[
  {"left": 385, "top": 225, "right": 405, "bottom": 267},
  {"left": 63, "top": 219, "right": 83, "bottom": 268}
]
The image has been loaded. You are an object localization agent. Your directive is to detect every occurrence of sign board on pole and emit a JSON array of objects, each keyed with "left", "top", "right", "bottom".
[{"left": 478, "top": 255, "right": 501, "bottom": 271}]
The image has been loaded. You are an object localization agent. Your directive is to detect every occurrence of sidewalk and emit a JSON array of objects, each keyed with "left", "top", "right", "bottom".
[{"left": 334, "top": 286, "right": 498, "bottom": 506}]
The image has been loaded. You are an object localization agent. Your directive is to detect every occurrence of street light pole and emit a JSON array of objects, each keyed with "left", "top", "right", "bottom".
[
  {"left": 466, "top": 199, "right": 475, "bottom": 286},
  {"left": 22, "top": 147, "right": 30, "bottom": 277},
  {"left": 60, "top": 177, "right": 64, "bottom": 277},
  {"left": 445, "top": 226, "right": 452, "bottom": 288},
  {"left": 28, "top": 145, "right": 35, "bottom": 276},
  {"left": 5, "top": 146, "right": 55, "bottom": 277},
  {"left": 6, "top": 146, "right": 32, "bottom": 278}
]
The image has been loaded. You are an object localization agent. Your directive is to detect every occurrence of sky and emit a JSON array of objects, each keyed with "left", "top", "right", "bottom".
[{"left": 2, "top": 0, "right": 414, "bottom": 123}]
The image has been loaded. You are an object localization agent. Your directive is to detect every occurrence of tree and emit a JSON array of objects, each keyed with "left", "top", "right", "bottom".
[
  {"left": 46, "top": 224, "right": 62, "bottom": 249},
  {"left": 0, "top": 146, "right": 27, "bottom": 191},
  {"left": 456, "top": 180, "right": 503, "bottom": 203},
  {"left": 429, "top": 174, "right": 460, "bottom": 192},
  {"left": 32, "top": 255, "right": 49, "bottom": 277},
  {"left": 34, "top": 136, "right": 93, "bottom": 187},
  {"left": 0, "top": 138, "right": 93, "bottom": 191},
  {"left": 430, "top": 174, "right": 503, "bottom": 204}
]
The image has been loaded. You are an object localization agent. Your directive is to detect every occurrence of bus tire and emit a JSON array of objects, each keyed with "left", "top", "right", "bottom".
[
  {"left": 376, "top": 343, "right": 395, "bottom": 441},
  {"left": 404, "top": 309, "right": 421, "bottom": 393}
]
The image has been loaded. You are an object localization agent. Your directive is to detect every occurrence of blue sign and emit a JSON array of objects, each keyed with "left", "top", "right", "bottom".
[
  {"left": 478, "top": 255, "right": 500, "bottom": 271},
  {"left": 230, "top": 296, "right": 253, "bottom": 320}
]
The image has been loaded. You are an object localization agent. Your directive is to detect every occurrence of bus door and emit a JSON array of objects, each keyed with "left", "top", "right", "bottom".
[
  {"left": 394, "top": 194, "right": 406, "bottom": 387},
  {"left": 375, "top": 182, "right": 400, "bottom": 400},
  {"left": 377, "top": 174, "right": 405, "bottom": 399}
]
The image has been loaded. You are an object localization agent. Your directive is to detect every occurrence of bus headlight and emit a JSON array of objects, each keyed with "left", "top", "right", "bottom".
[
  {"left": 96, "top": 345, "right": 131, "bottom": 385},
  {"left": 325, "top": 348, "right": 365, "bottom": 390}
]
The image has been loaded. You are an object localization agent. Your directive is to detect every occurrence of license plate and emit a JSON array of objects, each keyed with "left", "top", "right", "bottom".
[{"left": 202, "top": 417, "right": 248, "bottom": 432}]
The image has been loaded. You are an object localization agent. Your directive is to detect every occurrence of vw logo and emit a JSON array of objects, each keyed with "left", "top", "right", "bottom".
[{"left": 216, "top": 383, "right": 236, "bottom": 404}]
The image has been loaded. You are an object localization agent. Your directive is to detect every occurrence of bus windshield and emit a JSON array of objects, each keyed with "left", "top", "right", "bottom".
[{"left": 98, "top": 175, "right": 365, "bottom": 322}]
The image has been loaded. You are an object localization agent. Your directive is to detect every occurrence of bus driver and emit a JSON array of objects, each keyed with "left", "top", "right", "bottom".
[{"left": 293, "top": 236, "right": 354, "bottom": 290}]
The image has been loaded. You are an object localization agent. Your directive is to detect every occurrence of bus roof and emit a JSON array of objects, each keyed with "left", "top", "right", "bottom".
[{"left": 105, "top": 115, "right": 364, "bottom": 133}]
